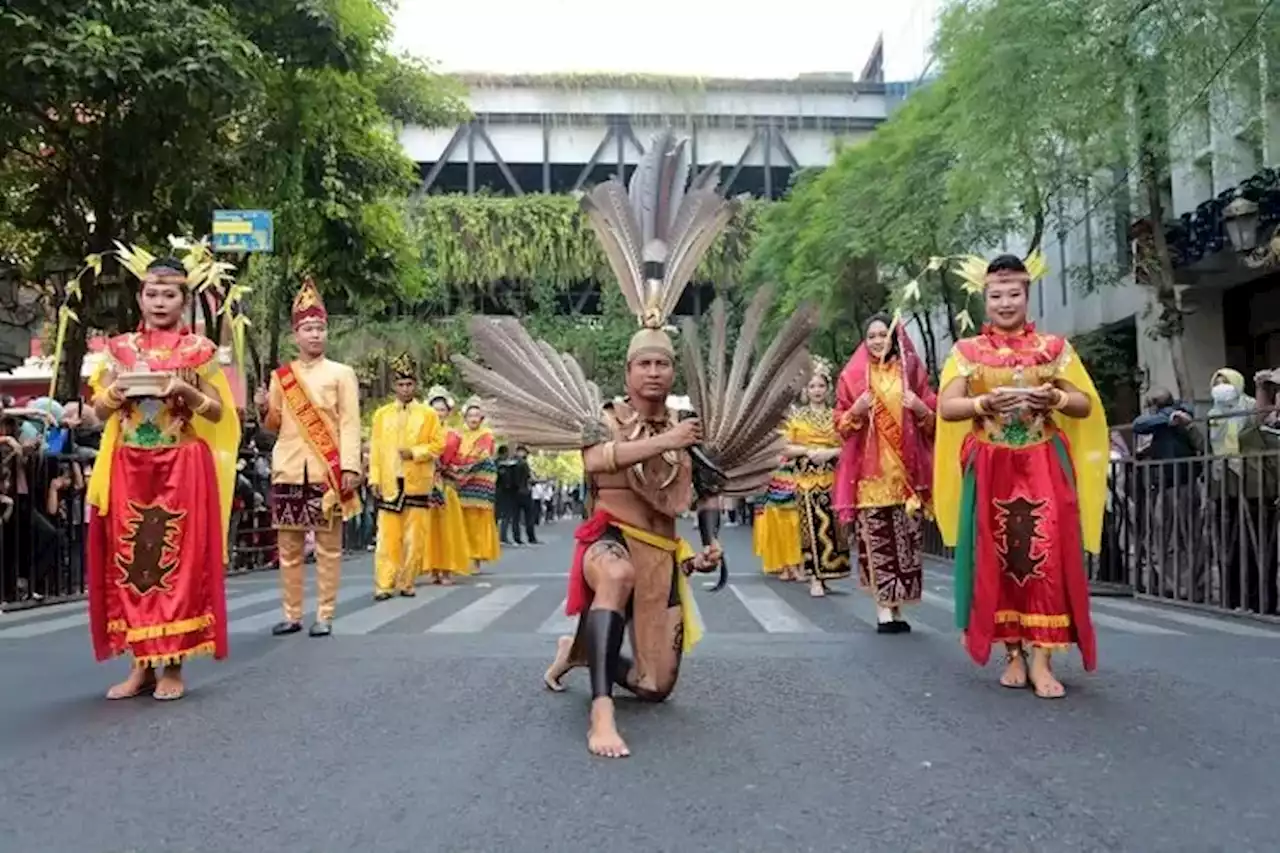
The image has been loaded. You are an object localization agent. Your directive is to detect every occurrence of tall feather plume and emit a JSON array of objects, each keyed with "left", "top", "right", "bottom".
[
  {"left": 680, "top": 287, "right": 820, "bottom": 495},
  {"left": 579, "top": 130, "right": 732, "bottom": 331},
  {"left": 451, "top": 317, "right": 606, "bottom": 450}
]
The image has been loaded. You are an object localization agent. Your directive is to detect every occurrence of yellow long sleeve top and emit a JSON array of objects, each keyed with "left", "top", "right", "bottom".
[{"left": 368, "top": 399, "right": 446, "bottom": 499}]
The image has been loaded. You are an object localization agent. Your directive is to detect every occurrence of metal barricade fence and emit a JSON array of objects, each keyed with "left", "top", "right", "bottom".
[
  {"left": 923, "top": 447, "right": 1280, "bottom": 619},
  {"left": 0, "top": 449, "right": 279, "bottom": 611}
]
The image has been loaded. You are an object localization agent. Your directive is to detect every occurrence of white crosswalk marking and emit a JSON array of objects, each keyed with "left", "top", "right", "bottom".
[
  {"left": 227, "top": 587, "right": 368, "bottom": 634},
  {"left": 537, "top": 599, "right": 577, "bottom": 635},
  {"left": 843, "top": 593, "right": 939, "bottom": 634},
  {"left": 428, "top": 585, "right": 538, "bottom": 633},
  {"left": 0, "top": 588, "right": 281, "bottom": 640},
  {"left": 1094, "top": 600, "right": 1275, "bottom": 636},
  {"left": 332, "top": 587, "right": 458, "bottom": 635},
  {"left": 729, "top": 584, "right": 820, "bottom": 633},
  {"left": 1088, "top": 611, "right": 1183, "bottom": 635}
]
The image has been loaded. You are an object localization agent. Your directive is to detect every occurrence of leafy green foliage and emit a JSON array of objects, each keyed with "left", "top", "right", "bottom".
[{"left": 0, "top": 0, "right": 468, "bottom": 390}]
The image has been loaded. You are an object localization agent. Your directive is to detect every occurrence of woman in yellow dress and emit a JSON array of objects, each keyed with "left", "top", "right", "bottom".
[
  {"left": 424, "top": 385, "right": 471, "bottom": 585},
  {"left": 453, "top": 397, "right": 500, "bottom": 572},
  {"left": 781, "top": 358, "right": 850, "bottom": 597},
  {"left": 753, "top": 454, "right": 803, "bottom": 581}
]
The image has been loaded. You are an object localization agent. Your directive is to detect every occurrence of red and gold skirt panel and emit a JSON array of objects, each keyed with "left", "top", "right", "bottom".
[{"left": 87, "top": 440, "right": 228, "bottom": 667}]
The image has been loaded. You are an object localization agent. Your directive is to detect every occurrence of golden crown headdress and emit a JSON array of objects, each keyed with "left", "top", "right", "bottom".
[
  {"left": 389, "top": 351, "right": 417, "bottom": 381},
  {"left": 809, "top": 355, "right": 833, "bottom": 381},
  {"left": 425, "top": 384, "right": 455, "bottom": 410}
]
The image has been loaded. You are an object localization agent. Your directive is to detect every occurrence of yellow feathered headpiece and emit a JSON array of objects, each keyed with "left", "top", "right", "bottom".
[{"left": 952, "top": 249, "right": 1049, "bottom": 297}]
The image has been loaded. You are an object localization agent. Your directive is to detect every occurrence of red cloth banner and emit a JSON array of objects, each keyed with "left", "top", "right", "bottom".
[{"left": 88, "top": 442, "right": 228, "bottom": 667}]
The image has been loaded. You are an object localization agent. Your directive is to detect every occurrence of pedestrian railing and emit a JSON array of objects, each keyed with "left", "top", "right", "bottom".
[
  {"left": 0, "top": 449, "right": 280, "bottom": 612},
  {"left": 923, "top": 447, "right": 1280, "bottom": 619}
]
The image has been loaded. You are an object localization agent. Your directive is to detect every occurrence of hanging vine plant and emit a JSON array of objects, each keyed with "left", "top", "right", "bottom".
[{"left": 412, "top": 194, "right": 763, "bottom": 294}]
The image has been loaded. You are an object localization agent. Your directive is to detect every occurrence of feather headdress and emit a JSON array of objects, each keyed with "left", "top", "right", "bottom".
[
  {"left": 579, "top": 129, "right": 734, "bottom": 361},
  {"left": 952, "top": 248, "right": 1049, "bottom": 297}
]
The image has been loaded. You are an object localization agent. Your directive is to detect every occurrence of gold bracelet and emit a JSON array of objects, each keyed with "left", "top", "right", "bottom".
[
  {"left": 602, "top": 440, "right": 619, "bottom": 474},
  {"left": 96, "top": 388, "right": 124, "bottom": 411},
  {"left": 972, "top": 396, "right": 987, "bottom": 417},
  {"left": 193, "top": 394, "right": 214, "bottom": 415}
]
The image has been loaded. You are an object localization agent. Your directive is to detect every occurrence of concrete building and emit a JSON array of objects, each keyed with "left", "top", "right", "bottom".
[{"left": 398, "top": 72, "right": 890, "bottom": 200}]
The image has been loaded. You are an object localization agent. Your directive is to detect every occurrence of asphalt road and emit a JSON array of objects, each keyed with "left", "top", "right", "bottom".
[{"left": 3, "top": 520, "right": 1280, "bottom": 853}]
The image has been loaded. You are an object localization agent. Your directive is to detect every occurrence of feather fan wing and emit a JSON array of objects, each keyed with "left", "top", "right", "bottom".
[
  {"left": 580, "top": 184, "right": 645, "bottom": 319},
  {"left": 681, "top": 285, "right": 820, "bottom": 494},
  {"left": 451, "top": 317, "right": 607, "bottom": 451}
]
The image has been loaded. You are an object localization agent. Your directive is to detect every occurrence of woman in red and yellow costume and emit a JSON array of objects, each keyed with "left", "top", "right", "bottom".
[
  {"left": 86, "top": 257, "right": 239, "bottom": 701},
  {"left": 453, "top": 397, "right": 500, "bottom": 572},
  {"left": 779, "top": 357, "right": 850, "bottom": 598},
  {"left": 935, "top": 253, "right": 1108, "bottom": 699},
  {"left": 834, "top": 313, "right": 936, "bottom": 634},
  {"left": 424, "top": 386, "right": 472, "bottom": 584}
]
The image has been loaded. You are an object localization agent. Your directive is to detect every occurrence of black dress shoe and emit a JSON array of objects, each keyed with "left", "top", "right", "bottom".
[
  {"left": 374, "top": 592, "right": 393, "bottom": 602},
  {"left": 272, "top": 621, "right": 302, "bottom": 636},
  {"left": 895, "top": 620, "right": 912, "bottom": 634},
  {"left": 309, "top": 621, "right": 332, "bottom": 637}
]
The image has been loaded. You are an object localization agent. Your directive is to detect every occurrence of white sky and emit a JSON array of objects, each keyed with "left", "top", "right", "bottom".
[{"left": 392, "top": 0, "right": 940, "bottom": 82}]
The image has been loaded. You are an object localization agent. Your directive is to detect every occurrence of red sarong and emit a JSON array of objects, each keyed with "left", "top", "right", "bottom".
[
  {"left": 960, "top": 432, "right": 1097, "bottom": 671},
  {"left": 87, "top": 441, "right": 228, "bottom": 667},
  {"left": 565, "top": 511, "right": 614, "bottom": 616}
]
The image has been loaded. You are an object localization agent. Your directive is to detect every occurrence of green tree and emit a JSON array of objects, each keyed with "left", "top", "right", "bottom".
[
  {"left": 0, "top": 0, "right": 262, "bottom": 394},
  {"left": 933, "top": 0, "right": 1280, "bottom": 399},
  {"left": 0, "top": 0, "right": 467, "bottom": 394},
  {"left": 746, "top": 79, "right": 1002, "bottom": 374}
]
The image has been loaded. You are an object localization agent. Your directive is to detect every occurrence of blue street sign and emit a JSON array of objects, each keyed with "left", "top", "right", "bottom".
[{"left": 212, "top": 210, "right": 274, "bottom": 253}]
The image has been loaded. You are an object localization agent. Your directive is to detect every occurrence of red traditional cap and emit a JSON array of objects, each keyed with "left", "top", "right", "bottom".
[{"left": 292, "top": 277, "right": 327, "bottom": 328}]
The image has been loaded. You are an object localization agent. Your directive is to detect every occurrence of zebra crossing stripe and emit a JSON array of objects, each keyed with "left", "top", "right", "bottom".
[
  {"left": 537, "top": 599, "right": 576, "bottom": 635},
  {"left": 1093, "top": 599, "right": 1280, "bottom": 637},
  {"left": 0, "top": 588, "right": 280, "bottom": 640},
  {"left": 728, "top": 584, "right": 820, "bottom": 633},
  {"left": 227, "top": 587, "right": 368, "bottom": 634},
  {"left": 427, "top": 585, "right": 538, "bottom": 633},
  {"left": 332, "top": 587, "right": 457, "bottom": 635}
]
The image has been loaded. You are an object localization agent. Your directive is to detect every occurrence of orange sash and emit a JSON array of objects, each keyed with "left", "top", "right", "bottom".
[{"left": 276, "top": 363, "right": 359, "bottom": 518}]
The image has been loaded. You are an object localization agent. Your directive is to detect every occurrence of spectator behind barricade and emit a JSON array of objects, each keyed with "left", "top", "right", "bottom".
[
  {"left": 1207, "top": 369, "right": 1256, "bottom": 464},
  {"left": 1132, "top": 386, "right": 1202, "bottom": 482},
  {"left": 1233, "top": 369, "right": 1280, "bottom": 613}
]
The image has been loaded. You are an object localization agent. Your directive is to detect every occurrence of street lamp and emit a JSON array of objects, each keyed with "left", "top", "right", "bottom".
[{"left": 1222, "top": 196, "right": 1279, "bottom": 267}]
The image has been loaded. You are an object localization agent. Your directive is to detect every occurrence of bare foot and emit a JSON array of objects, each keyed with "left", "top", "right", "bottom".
[
  {"left": 1028, "top": 650, "right": 1066, "bottom": 699},
  {"left": 587, "top": 697, "right": 630, "bottom": 758},
  {"left": 155, "top": 665, "right": 185, "bottom": 701},
  {"left": 543, "top": 636, "right": 575, "bottom": 692},
  {"left": 106, "top": 666, "right": 155, "bottom": 700},
  {"left": 440, "top": 575, "right": 455, "bottom": 587},
  {"left": 999, "top": 649, "right": 1028, "bottom": 689}
]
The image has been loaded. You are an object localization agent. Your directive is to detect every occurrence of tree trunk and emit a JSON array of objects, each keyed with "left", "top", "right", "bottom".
[
  {"left": 913, "top": 309, "right": 939, "bottom": 379},
  {"left": 1134, "top": 66, "right": 1194, "bottom": 402},
  {"left": 937, "top": 269, "right": 960, "bottom": 344}
]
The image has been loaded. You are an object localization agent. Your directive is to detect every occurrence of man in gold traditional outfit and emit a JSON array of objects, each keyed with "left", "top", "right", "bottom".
[
  {"left": 453, "top": 131, "right": 818, "bottom": 758},
  {"left": 255, "top": 278, "right": 362, "bottom": 637},
  {"left": 368, "top": 352, "right": 445, "bottom": 599}
]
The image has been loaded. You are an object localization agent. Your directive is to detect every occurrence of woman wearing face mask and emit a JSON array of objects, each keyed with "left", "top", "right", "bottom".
[
  {"left": 834, "top": 313, "right": 936, "bottom": 633},
  {"left": 1208, "top": 368, "right": 1255, "bottom": 460}
]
